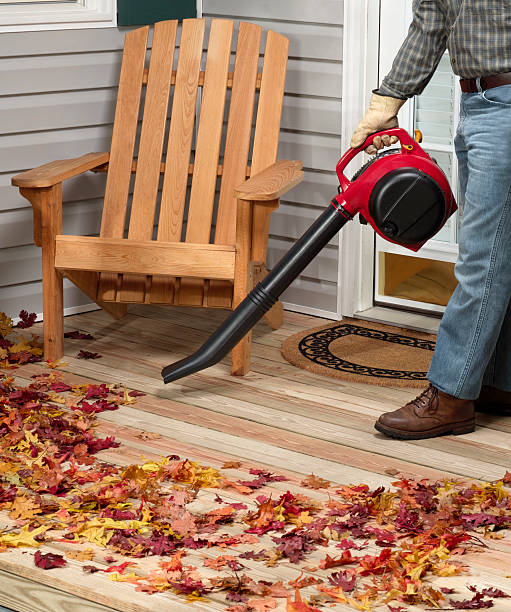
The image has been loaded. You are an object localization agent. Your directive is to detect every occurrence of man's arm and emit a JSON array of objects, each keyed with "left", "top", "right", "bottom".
[
  {"left": 379, "top": 0, "right": 451, "bottom": 99},
  {"left": 351, "top": 0, "right": 451, "bottom": 150}
]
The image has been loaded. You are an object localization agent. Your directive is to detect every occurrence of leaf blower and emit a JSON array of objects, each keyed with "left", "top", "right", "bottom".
[{"left": 161, "top": 127, "right": 457, "bottom": 384}]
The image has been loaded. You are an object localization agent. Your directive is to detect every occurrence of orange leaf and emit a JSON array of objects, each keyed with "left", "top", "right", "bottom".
[
  {"left": 203, "top": 554, "right": 237, "bottom": 570},
  {"left": 250, "top": 597, "right": 277, "bottom": 611},
  {"left": 222, "top": 479, "right": 253, "bottom": 495},
  {"left": 301, "top": 474, "right": 331, "bottom": 489},
  {"left": 319, "top": 551, "right": 355, "bottom": 569},
  {"left": 286, "top": 588, "right": 321, "bottom": 611},
  {"left": 288, "top": 572, "right": 322, "bottom": 589},
  {"left": 222, "top": 461, "right": 242, "bottom": 469}
]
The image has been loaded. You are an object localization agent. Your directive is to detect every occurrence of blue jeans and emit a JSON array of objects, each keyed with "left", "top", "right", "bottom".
[{"left": 428, "top": 84, "right": 511, "bottom": 399}]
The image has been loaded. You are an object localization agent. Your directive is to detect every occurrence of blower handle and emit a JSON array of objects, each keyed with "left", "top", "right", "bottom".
[{"left": 336, "top": 128, "right": 425, "bottom": 192}]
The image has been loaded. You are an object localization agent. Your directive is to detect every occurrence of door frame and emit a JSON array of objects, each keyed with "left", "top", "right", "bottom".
[{"left": 338, "top": 0, "right": 381, "bottom": 318}]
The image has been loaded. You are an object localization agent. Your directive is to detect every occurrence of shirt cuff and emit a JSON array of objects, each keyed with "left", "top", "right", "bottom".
[{"left": 374, "top": 85, "right": 410, "bottom": 100}]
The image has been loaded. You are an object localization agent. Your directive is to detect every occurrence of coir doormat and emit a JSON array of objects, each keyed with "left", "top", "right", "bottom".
[{"left": 281, "top": 317, "right": 437, "bottom": 388}]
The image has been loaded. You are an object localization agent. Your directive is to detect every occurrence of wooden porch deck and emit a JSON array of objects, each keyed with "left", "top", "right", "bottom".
[{"left": 1, "top": 305, "right": 511, "bottom": 611}]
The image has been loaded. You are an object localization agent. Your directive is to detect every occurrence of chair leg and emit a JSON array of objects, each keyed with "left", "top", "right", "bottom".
[
  {"left": 42, "top": 259, "right": 64, "bottom": 361},
  {"left": 231, "top": 331, "right": 252, "bottom": 376},
  {"left": 263, "top": 298, "right": 283, "bottom": 330},
  {"left": 102, "top": 302, "right": 128, "bottom": 320},
  {"left": 231, "top": 199, "right": 253, "bottom": 376},
  {"left": 252, "top": 262, "right": 283, "bottom": 330},
  {"left": 40, "top": 185, "right": 64, "bottom": 361}
]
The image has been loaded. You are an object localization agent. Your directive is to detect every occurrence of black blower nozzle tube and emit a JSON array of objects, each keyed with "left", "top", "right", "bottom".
[{"left": 162, "top": 203, "right": 351, "bottom": 383}]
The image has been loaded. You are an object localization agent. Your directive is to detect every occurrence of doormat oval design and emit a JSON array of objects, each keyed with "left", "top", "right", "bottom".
[{"left": 281, "top": 318, "right": 436, "bottom": 388}]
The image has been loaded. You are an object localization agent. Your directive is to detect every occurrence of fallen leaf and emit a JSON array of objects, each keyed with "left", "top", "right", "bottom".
[
  {"left": 67, "top": 548, "right": 95, "bottom": 561},
  {"left": 64, "top": 330, "right": 95, "bottom": 340},
  {"left": 286, "top": 588, "right": 321, "bottom": 611},
  {"left": 136, "top": 431, "right": 162, "bottom": 440},
  {"left": 76, "top": 350, "right": 102, "bottom": 360},
  {"left": 16, "top": 310, "right": 37, "bottom": 329},
  {"left": 34, "top": 550, "right": 67, "bottom": 569},
  {"left": 301, "top": 474, "right": 331, "bottom": 490},
  {"left": 222, "top": 461, "right": 242, "bottom": 469}
]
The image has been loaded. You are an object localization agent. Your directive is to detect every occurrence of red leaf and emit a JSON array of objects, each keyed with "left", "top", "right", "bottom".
[
  {"left": 104, "top": 561, "right": 137, "bottom": 574},
  {"left": 49, "top": 382, "right": 72, "bottom": 392},
  {"left": 76, "top": 350, "right": 102, "bottom": 360},
  {"left": 449, "top": 592, "right": 494, "bottom": 609},
  {"left": 34, "top": 550, "right": 67, "bottom": 569},
  {"left": 64, "top": 330, "right": 94, "bottom": 340},
  {"left": 16, "top": 310, "right": 37, "bottom": 329},
  {"left": 468, "top": 586, "right": 510, "bottom": 599},
  {"left": 84, "top": 384, "right": 109, "bottom": 399},
  {"left": 328, "top": 570, "right": 356, "bottom": 592}
]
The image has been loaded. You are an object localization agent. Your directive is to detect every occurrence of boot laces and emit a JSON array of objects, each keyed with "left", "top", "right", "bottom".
[{"left": 410, "top": 384, "right": 438, "bottom": 413}]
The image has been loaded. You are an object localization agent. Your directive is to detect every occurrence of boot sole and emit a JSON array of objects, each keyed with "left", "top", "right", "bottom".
[{"left": 374, "top": 418, "right": 475, "bottom": 440}]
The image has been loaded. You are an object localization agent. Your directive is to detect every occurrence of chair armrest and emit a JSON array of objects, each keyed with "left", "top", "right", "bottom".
[
  {"left": 235, "top": 160, "right": 304, "bottom": 201},
  {"left": 11, "top": 152, "right": 110, "bottom": 188}
]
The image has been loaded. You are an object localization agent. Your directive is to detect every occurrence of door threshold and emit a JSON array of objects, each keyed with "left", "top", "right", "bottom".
[{"left": 353, "top": 306, "right": 440, "bottom": 334}]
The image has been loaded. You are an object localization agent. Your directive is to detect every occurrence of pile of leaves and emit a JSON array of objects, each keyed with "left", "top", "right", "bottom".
[
  {"left": 0, "top": 311, "right": 43, "bottom": 367},
  {"left": 0, "top": 316, "right": 510, "bottom": 610},
  {"left": 0, "top": 311, "right": 101, "bottom": 366}
]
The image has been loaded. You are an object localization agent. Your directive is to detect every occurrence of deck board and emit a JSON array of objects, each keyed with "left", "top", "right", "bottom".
[{"left": 2, "top": 305, "right": 511, "bottom": 611}]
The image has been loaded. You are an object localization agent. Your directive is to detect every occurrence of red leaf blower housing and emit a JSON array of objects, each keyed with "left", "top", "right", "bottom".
[{"left": 162, "top": 128, "right": 457, "bottom": 383}]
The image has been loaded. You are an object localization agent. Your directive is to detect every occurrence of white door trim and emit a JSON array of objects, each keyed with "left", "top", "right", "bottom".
[{"left": 338, "top": 0, "right": 381, "bottom": 318}]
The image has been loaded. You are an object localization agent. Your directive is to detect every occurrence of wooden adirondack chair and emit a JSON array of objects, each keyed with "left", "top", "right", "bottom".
[{"left": 11, "top": 18, "right": 303, "bottom": 376}]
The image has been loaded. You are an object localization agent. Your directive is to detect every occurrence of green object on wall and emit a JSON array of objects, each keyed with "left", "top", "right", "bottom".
[{"left": 117, "top": 0, "right": 197, "bottom": 26}]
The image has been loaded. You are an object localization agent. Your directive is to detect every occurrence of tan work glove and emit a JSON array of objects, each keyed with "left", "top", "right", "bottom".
[{"left": 350, "top": 92, "right": 406, "bottom": 154}]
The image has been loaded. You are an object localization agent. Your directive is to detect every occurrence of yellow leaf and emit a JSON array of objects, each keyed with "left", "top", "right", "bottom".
[
  {"left": 46, "top": 359, "right": 68, "bottom": 369},
  {"left": 0, "top": 313, "right": 13, "bottom": 337},
  {"left": 108, "top": 572, "right": 140, "bottom": 583},
  {"left": 0, "top": 524, "right": 49, "bottom": 548},
  {"left": 433, "top": 562, "right": 463, "bottom": 577},
  {"left": 9, "top": 340, "right": 42, "bottom": 356},
  {"left": 291, "top": 511, "right": 314, "bottom": 528},
  {"left": 8, "top": 496, "right": 42, "bottom": 520},
  {"left": 347, "top": 596, "right": 372, "bottom": 610},
  {"left": 67, "top": 548, "right": 95, "bottom": 561},
  {"left": 406, "top": 564, "right": 426, "bottom": 581}
]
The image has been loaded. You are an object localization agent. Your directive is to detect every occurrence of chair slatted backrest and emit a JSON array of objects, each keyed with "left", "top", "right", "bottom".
[{"left": 97, "top": 18, "right": 289, "bottom": 305}]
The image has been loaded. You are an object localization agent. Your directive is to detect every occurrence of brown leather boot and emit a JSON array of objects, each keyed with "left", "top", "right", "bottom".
[
  {"left": 476, "top": 385, "right": 511, "bottom": 415},
  {"left": 374, "top": 384, "right": 475, "bottom": 440}
]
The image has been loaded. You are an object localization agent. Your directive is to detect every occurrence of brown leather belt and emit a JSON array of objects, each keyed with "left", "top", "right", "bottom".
[{"left": 460, "top": 72, "right": 511, "bottom": 93}]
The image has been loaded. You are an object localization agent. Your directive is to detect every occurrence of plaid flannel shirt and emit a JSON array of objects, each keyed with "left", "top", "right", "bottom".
[{"left": 379, "top": 0, "right": 511, "bottom": 99}]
